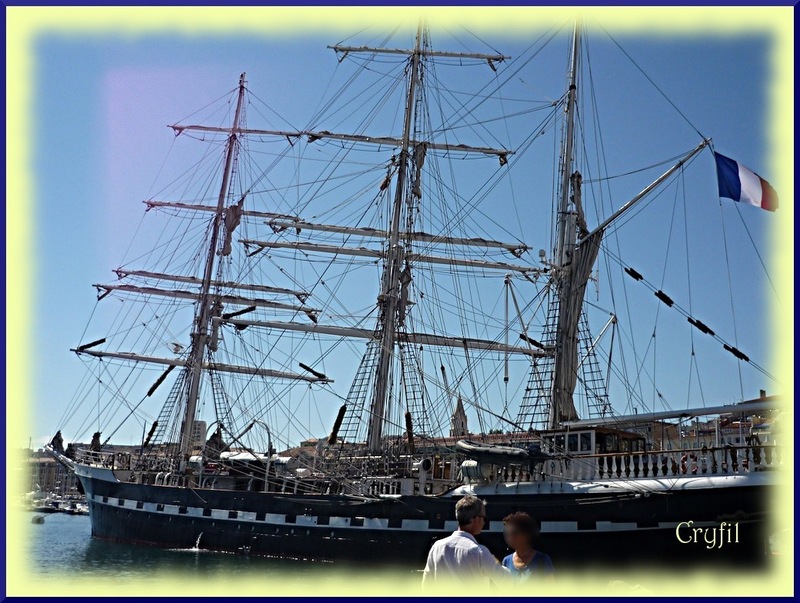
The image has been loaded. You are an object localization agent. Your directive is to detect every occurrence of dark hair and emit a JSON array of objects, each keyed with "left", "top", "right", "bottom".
[
  {"left": 503, "top": 511, "right": 539, "bottom": 543},
  {"left": 455, "top": 495, "right": 485, "bottom": 526}
]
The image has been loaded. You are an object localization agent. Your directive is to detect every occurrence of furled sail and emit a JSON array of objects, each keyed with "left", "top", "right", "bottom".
[
  {"left": 221, "top": 197, "right": 245, "bottom": 256},
  {"left": 551, "top": 229, "right": 603, "bottom": 425}
]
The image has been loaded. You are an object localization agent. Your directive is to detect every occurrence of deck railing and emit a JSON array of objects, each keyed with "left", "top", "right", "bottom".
[
  {"left": 75, "top": 449, "right": 177, "bottom": 474},
  {"left": 74, "top": 442, "right": 781, "bottom": 493},
  {"left": 482, "top": 444, "right": 782, "bottom": 484}
]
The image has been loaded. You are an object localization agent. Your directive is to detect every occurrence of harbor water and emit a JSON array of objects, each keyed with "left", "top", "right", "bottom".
[
  {"left": 26, "top": 511, "right": 334, "bottom": 578},
  {"left": 23, "top": 510, "right": 427, "bottom": 595}
]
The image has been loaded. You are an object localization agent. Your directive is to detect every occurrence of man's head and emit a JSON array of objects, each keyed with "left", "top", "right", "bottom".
[{"left": 455, "top": 495, "right": 487, "bottom": 535}]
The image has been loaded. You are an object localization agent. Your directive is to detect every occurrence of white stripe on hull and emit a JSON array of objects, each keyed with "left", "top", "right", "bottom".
[{"left": 88, "top": 493, "right": 717, "bottom": 534}]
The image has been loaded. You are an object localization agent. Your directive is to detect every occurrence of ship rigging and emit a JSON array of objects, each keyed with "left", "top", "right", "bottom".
[{"left": 47, "top": 20, "right": 780, "bottom": 567}]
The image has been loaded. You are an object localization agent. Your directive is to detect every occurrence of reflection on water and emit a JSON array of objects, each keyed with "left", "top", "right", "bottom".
[
  {"left": 24, "top": 510, "right": 426, "bottom": 597},
  {"left": 27, "top": 512, "right": 330, "bottom": 579}
]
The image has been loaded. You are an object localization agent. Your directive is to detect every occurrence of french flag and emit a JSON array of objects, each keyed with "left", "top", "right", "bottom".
[{"left": 714, "top": 152, "right": 778, "bottom": 212}]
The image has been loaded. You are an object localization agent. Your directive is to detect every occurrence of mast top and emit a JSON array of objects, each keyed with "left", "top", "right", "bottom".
[{"left": 329, "top": 44, "right": 509, "bottom": 63}]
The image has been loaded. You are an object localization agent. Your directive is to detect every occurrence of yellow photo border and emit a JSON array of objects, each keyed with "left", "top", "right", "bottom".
[{"left": 6, "top": 6, "right": 793, "bottom": 597}]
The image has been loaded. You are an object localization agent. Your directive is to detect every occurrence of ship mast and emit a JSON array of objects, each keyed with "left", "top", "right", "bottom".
[
  {"left": 154, "top": 33, "right": 512, "bottom": 455},
  {"left": 549, "top": 23, "right": 582, "bottom": 429},
  {"left": 367, "top": 23, "right": 423, "bottom": 454},
  {"left": 179, "top": 73, "right": 247, "bottom": 459},
  {"left": 555, "top": 23, "right": 580, "bottom": 269},
  {"left": 544, "top": 24, "right": 709, "bottom": 430}
]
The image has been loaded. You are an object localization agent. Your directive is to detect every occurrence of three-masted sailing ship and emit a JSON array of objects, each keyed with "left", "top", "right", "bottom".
[{"left": 47, "top": 22, "right": 780, "bottom": 567}]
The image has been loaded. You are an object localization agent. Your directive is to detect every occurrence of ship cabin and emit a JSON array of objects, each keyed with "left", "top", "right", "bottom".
[{"left": 539, "top": 426, "right": 646, "bottom": 456}]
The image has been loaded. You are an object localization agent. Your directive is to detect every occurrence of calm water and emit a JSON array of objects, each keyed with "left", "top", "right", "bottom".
[
  {"left": 27, "top": 511, "right": 332, "bottom": 578},
  {"left": 25, "top": 510, "right": 425, "bottom": 596}
]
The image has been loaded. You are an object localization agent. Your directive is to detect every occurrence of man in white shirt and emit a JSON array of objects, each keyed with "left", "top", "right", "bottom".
[{"left": 422, "top": 495, "right": 510, "bottom": 586}]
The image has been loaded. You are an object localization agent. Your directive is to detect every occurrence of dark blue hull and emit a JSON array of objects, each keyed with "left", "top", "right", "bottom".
[{"left": 77, "top": 467, "right": 773, "bottom": 569}]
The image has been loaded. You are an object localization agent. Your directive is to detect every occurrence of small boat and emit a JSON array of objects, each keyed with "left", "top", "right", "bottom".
[
  {"left": 30, "top": 503, "right": 61, "bottom": 514},
  {"left": 64, "top": 502, "right": 89, "bottom": 516},
  {"left": 455, "top": 439, "right": 549, "bottom": 465},
  {"left": 31, "top": 515, "right": 45, "bottom": 524}
]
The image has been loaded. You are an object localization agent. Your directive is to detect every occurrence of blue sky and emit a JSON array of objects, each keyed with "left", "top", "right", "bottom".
[{"left": 28, "top": 22, "right": 780, "bottom": 448}]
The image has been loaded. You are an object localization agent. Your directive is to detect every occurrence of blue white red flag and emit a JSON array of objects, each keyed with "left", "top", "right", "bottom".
[{"left": 714, "top": 152, "right": 778, "bottom": 212}]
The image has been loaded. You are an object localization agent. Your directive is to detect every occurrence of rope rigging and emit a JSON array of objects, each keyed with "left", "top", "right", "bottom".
[{"left": 52, "top": 24, "right": 778, "bottom": 505}]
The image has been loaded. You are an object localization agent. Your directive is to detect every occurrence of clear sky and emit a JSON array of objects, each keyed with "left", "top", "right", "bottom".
[{"left": 28, "top": 17, "right": 781, "bottom": 449}]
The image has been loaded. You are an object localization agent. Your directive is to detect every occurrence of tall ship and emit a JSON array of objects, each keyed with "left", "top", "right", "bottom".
[{"left": 47, "top": 22, "right": 781, "bottom": 568}]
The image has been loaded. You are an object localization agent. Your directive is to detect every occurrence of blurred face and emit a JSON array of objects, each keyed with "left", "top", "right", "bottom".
[{"left": 503, "top": 524, "right": 527, "bottom": 550}]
